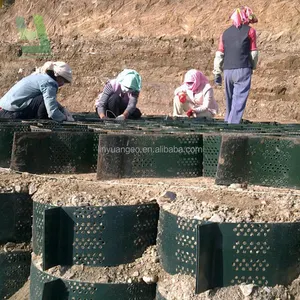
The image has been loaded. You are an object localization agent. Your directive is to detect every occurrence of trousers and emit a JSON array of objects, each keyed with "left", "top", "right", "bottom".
[
  {"left": 0, "top": 95, "right": 49, "bottom": 119},
  {"left": 102, "top": 93, "right": 142, "bottom": 119},
  {"left": 224, "top": 68, "right": 252, "bottom": 124}
]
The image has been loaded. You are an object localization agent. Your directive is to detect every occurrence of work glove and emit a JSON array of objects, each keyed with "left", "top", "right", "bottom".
[
  {"left": 186, "top": 109, "right": 194, "bottom": 118},
  {"left": 116, "top": 114, "right": 125, "bottom": 121},
  {"left": 62, "top": 107, "right": 75, "bottom": 121},
  {"left": 178, "top": 92, "right": 187, "bottom": 104},
  {"left": 214, "top": 74, "right": 222, "bottom": 86}
]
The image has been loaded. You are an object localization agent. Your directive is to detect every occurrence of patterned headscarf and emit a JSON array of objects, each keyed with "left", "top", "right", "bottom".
[
  {"left": 230, "top": 6, "right": 258, "bottom": 28},
  {"left": 184, "top": 69, "right": 209, "bottom": 93}
]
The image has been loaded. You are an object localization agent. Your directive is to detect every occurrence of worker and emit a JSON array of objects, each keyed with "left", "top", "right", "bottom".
[
  {"left": 0, "top": 61, "right": 74, "bottom": 121},
  {"left": 95, "top": 69, "right": 142, "bottom": 120},
  {"left": 213, "top": 6, "right": 258, "bottom": 124},
  {"left": 173, "top": 69, "right": 218, "bottom": 119}
]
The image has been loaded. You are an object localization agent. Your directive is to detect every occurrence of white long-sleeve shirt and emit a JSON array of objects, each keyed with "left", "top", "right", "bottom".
[{"left": 174, "top": 83, "right": 218, "bottom": 115}]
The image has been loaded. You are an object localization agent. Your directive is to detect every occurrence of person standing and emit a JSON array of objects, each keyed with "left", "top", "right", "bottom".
[{"left": 213, "top": 6, "right": 258, "bottom": 124}]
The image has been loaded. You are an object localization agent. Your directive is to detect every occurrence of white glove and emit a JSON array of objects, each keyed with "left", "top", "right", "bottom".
[
  {"left": 62, "top": 107, "right": 75, "bottom": 122},
  {"left": 116, "top": 114, "right": 125, "bottom": 121}
]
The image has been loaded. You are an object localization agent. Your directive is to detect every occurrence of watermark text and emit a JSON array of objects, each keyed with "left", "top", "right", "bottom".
[{"left": 99, "top": 145, "right": 203, "bottom": 155}]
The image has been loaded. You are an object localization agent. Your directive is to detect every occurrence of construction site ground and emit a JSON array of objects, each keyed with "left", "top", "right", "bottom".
[{"left": 1, "top": 0, "right": 300, "bottom": 299}]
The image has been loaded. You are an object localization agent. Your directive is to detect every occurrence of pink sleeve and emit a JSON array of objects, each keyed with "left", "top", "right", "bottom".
[
  {"left": 218, "top": 34, "right": 224, "bottom": 52},
  {"left": 248, "top": 27, "right": 257, "bottom": 51}
]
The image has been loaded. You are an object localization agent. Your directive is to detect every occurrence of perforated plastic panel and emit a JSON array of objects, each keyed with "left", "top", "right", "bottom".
[
  {"left": 196, "top": 222, "right": 300, "bottom": 293},
  {"left": 32, "top": 122, "right": 90, "bottom": 132},
  {"left": 10, "top": 132, "right": 99, "bottom": 174},
  {"left": 33, "top": 202, "right": 53, "bottom": 255},
  {"left": 158, "top": 209, "right": 300, "bottom": 294},
  {"left": 97, "top": 133, "right": 203, "bottom": 179},
  {"left": 202, "top": 134, "right": 221, "bottom": 177},
  {"left": 33, "top": 202, "right": 159, "bottom": 270},
  {"left": 30, "top": 262, "right": 156, "bottom": 300},
  {"left": 91, "top": 133, "right": 100, "bottom": 172},
  {"left": 157, "top": 209, "right": 202, "bottom": 276},
  {"left": 216, "top": 134, "right": 300, "bottom": 188},
  {"left": 0, "top": 251, "right": 31, "bottom": 299},
  {"left": 0, "top": 123, "right": 30, "bottom": 167},
  {"left": 247, "top": 136, "right": 294, "bottom": 187},
  {"left": 0, "top": 193, "right": 32, "bottom": 243}
]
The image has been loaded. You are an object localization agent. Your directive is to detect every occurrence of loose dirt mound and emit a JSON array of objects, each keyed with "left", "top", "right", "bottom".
[
  {"left": 0, "top": 0, "right": 299, "bottom": 122},
  {"left": 8, "top": 281, "right": 30, "bottom": 300},
  {"left": 2, "top": 170, "right": 300, "bottom": 222},
  {"left": 33, "top": 246, "right": 160, "bottom": 284},
  {"left": 158, "top": 270, "right": 300, "bottom": 300}
]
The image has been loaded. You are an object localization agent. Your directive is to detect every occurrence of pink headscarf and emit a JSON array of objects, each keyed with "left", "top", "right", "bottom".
[
  {"left": 184, "top": 69, "right": 209, "bottom": 93},
  {"left": 230, "top": 6, "right": 258, "bottom": 28}
]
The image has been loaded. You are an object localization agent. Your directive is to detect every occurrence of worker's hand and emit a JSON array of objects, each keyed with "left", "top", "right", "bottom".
[
  {"left": 65, "top": 115, "right": 75, "bottom": 122},
  {"left": 116, "top": 114, "right": 125, "bottom": 121},
  {"left": 99, "top": 113, "right": 108, "bottom": 120},
  {"left": 178, "top": 92, "right": 187, "bottom": 104},
  {"left": 62, "top": 108, "right": 75, "bottom": 121},
  {"left": 186, "top": 109, "right": 194, "bottom": 118},
  {"left": 214, "top": 74, "right": 222, "bottom": 86}
]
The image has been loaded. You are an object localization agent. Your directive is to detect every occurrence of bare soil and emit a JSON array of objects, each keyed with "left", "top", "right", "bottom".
[
  {"left": 0, "top": 0, "right": 299, "bottom": 123},
  {"left": 158, "top": 270, "right": 300, "bottom": 300},
  {"left": 1, "top": 171, "right": 300, "bottom": 223},
  {"left": 2, "top": 171, "right": 300, "bottom": 224},
  {"left": 160, "top": 183, "right": 300, "bottom": 222},
  {"left": 0, "top": 243, "right": 31, "bottom": 252},
  {"left": 8, "top": 281, "right": 30, "bottom": 300},
  {"left": 32, "top": 246, "right": 161, "bottom": 284}
]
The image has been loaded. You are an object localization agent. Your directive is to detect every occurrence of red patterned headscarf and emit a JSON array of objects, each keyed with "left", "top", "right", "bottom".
[{"left": 230, "top": 6, "right": 258, "bottom": 28}]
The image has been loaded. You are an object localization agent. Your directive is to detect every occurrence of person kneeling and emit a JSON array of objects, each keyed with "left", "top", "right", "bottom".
[
  {"left": 173, "top": 69, "right": 218, "bottom": 119},
  {"left": 0, "top": 61, "right": 74, "bottom": 121},
  {"left": 95, "top": 69, "right": 142, "bottom": 120}
]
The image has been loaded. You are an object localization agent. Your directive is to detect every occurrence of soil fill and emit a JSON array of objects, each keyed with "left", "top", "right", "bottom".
[
  {"left": 32, "top": 246, "right": 161, "bottom": 284},
  {"left": 158, "top": 270, "right": 300, "bottom": 300}
]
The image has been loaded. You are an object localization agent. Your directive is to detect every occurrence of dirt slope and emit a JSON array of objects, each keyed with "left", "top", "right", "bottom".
[{"left": 0, "top": 0, "right": 299, "bottom": 122}]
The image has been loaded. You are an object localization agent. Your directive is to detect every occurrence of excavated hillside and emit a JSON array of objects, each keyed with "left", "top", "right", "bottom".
[{"left": 0, "top": 0, "right": 299, "bottom": 122}]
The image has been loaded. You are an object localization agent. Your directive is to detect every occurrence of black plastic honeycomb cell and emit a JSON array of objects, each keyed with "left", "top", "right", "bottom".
[
  {"left": 10, "top": 131, "right": 99, "bottom": 174},
  {"left": 216, "top": 134, "right": 300, "bottom": 189},
  {"left": 196, "top": 222, "right": 300, "bottom": 293},
  {"left": 0, "top": 123, "right": 30, "bottom": 167},
  {"left": 0, "top": 251, "right": 31, "bottom": 299},
  {"left": 202, "top": 134, "right": 221, "bottom": 177},
  {"left": 30, "top": 262, "right": 156, "bottom": 300},
  {"left": 157, "top": 208, "right": 300, "bottom": 295},
  {"left": 32, "top": 202, "right": 159, "bottom": 270},
  {"left": 0, "top": 193, "right": 32, "bottom": 244},
  {"left": 157, "top": 209, "right": 202, "bottom": 277},
  {"left": 97, "top": 133, "right": 203, "bottom": 179}
]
